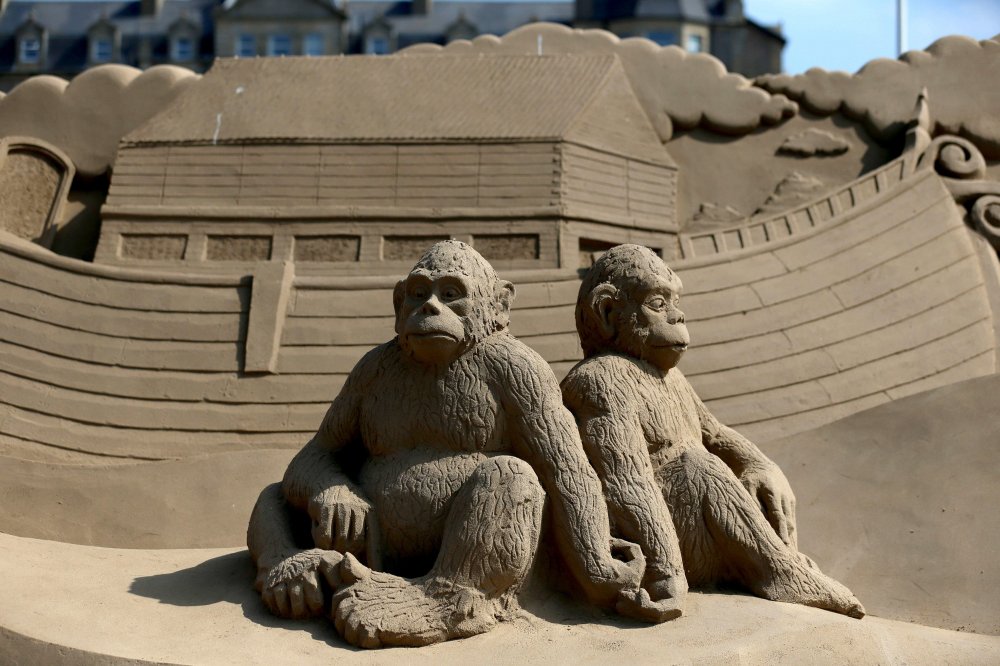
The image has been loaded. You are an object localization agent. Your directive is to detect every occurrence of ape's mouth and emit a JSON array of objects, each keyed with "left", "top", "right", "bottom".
[
  {"left": 411, "top": 331, "right": 459, "bottom": 342},
  {"left": 653, "top": 342, "right": 688, "bottom": 352}
]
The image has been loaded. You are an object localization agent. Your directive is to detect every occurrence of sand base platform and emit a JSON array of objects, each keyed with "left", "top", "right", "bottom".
[{"left": 1, "top": 532, "right": 998, "bottom": 666}]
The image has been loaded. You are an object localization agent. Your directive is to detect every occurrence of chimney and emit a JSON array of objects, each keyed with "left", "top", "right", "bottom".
[
  {"left": 412, "top": 0, "right": 432, "bottom": 16},
  {"left": 140, "top": 0, "right": 164, "bottom": 17}
]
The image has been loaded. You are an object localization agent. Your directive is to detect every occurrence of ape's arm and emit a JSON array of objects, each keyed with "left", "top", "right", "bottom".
[
  {"left": 677, "top": 370, "right": 798, "bottom": 548},
  {"left": 496, "top": 339, "right": 653, "bottom": 612},
  {"left": 562, "top": 363, "right": 686, "bottom": 598},
  {"left": 280, "top": 345, "right": 382, "bottom": 552}
]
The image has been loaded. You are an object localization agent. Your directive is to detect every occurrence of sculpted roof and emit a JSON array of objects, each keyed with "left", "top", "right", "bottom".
[{"left": 122, "top": 54, "right": 675, "bottom": 164}]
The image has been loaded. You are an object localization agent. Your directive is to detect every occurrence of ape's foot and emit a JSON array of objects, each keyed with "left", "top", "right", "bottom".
[
  {"left": 330, "top": 554, "right": 509, "bottom": 648},
  {"left": 761, "top": 561, "right": 865, "bottom": 619}
]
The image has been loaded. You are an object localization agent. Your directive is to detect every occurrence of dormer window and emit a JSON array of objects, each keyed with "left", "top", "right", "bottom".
[
  {"left": 167, "top": 16, "right": 199, "bottom": 64},
  {"left": 362, "top": 17, "right": 393, "bottom": 55},
  {"left": 236, "top": 33, "right": 256, "bottom": 57},
  {"left": 365, "top": 36, "right": 389, "bottom": 55},
  {"left": 91, "top": 38, "right": 113, "bottom": 62},
  {"left": 303, "top": 33, "right": 324, "bottom": 56},
  {"left": 87, "top": 18, "right": 118, "bottom": 65},
  {"left": 171, "top": 36, "right": 194, "bottom": 62},
  {"left": 18, "top": 37, "right": 41, "bottom": 64},
  {"left": 267, "top": 34, "right": 292, "bottom": 56},
  {"left": 14, "top": 18, "right": 46, "bottom": 69}
]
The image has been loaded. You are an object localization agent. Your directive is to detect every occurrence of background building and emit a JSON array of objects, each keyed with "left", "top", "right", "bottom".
[{"left": 0, "top": 0, "right": 783, "bottom": 90}]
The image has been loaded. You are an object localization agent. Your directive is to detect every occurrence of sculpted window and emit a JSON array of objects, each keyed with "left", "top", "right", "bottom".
[
  {"left": 267, "top": 34, "right": 292, "bottom": 57},
  {"left": 236, "top": 33, "right": 256, "bottom": 57},
  {"left": 18, "top": 37, "right": 41, "bottom": 64}
]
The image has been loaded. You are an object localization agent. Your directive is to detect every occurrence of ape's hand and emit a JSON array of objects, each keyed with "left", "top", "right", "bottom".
[
  {"left": 256, "top": 549, "right": 343, "bottom": 619},
  {"left": 308, "top": 485, "right": 373, "bottom": 553},
  {"left": 739, "top": 461, "right": 797, "bottom": 549}
]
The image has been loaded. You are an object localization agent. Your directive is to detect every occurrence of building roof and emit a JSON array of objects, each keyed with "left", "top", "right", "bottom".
[
  {"left": 121, "top": 53, "right": 675, "bottom": 165},
  {"left": 0, "top": 0, "right": 218, "bottom": 74},
  {"left": 581, "top": 0, "right": 712, "bottom": 22},
  {"left": 347, "top": 1, "right": 573, "bottom": 50}
]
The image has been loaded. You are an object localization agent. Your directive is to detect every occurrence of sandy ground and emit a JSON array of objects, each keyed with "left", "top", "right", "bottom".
[
  {"left": 1, "top": 374, "right": 998, "bottom": 661},
  {"left": 763, "top": 372, "right": 1000, "bottom": 634},
  {"left": 1, "top": 532, "right": 998, "bottom": 666}
]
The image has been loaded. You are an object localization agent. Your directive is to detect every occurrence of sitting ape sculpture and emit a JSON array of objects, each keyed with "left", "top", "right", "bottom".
[
  {"left": 248, "top": 241, "right": 674, "bottom": 649},
  {"left": 562, "top": 245, "right": 865, "bottom": 618}
]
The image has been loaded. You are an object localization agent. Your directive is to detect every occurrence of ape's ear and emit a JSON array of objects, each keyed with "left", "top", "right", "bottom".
[
  {"left": 393, "top": 279, "right": 406, "bottom": 334},
  {"left": 588, "top": 283, "right": 619, "bottom": 341},
  {"left": 494, "top": 280, "right": 515, "bottom": 330}
]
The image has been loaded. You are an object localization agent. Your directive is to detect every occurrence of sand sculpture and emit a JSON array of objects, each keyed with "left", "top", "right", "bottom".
[
  {"left": 248, "top": 240, "right": 676, "bottom": 648},
  {"left": 563, "top": 245, "right": 864, "bottom": 618},
  {"left": 1, "top": 23, "right": 1000, "bottom": 664},
  {"left": 0, "top": 136, "right": 73, "bottom": 246}
]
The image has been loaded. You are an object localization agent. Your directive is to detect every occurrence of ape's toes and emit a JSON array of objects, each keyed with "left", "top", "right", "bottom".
[{"left": 338, "top": 552, "right": 371, "bottom": 585}]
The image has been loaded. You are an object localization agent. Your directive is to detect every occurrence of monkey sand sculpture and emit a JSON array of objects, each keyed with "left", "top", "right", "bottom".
[
  {"left": 561, "top": 244, "right": 865, "bottom": 619},
  {"left": 247, "top": 240, "right": 678, "bottom": 649}
]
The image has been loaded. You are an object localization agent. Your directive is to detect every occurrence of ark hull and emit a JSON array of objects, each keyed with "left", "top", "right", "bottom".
[{"left": 1, "top": 155, "right": 997, "bottom": 464}]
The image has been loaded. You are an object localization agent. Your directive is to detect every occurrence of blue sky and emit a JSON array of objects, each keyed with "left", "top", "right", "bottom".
[{"left": 746, "top": 0, "right": 1000, "bottom": 74}]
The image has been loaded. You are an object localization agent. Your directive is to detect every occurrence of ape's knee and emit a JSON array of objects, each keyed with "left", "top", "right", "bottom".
[{"left": 472, "top": 456, "right": 545, "bottom": 504}]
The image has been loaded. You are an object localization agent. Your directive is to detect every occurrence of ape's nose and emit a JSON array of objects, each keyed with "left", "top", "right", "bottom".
[
  {"left": 420, "top": 295, "right": 442, "bottom": 315},
  {"left": 667, "top": 309, "right": 685, "bottom": 325}
]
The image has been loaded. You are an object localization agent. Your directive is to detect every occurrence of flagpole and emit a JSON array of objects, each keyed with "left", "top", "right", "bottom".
[{"left": 897, "top": 0, "right": 907, "bottom": 55}]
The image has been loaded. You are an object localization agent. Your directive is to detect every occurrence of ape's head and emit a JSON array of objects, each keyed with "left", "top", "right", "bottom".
[
  {"left": 576, "top": 244, "right": 689, "bottom": 372},
  {"left": 394, "top": 240, "right": 515, "bottom": 365}
]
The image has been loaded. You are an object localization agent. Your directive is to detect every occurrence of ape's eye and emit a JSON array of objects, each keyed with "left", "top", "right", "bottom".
[
  {"left": 441, "top": 286, "right": 461, "bottom": 300},
  {"left": 647, "top": 297, "right": 667, "bottom": 310},
  {"left": 411, "top": 286, "right": 428, "bottom": 299}
]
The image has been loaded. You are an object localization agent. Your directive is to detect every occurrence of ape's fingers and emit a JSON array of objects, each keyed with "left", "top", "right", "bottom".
[
  {"left": 289, "top": 582, "right": 306, "bottom": 617},
  {"left": 312, "top": 504, "right": 335, "bottom": 550},
  {"left": 333, "top": 505, "right": 352, "bottom": 552},
  {"left": 760, "top": 487, "right": 789, "bottom": 544},
  {"left": 303, "top": 571, "right": 325, "bottom": 613},
  {"left": 347, "top": 507, "right": 366, "bottom": 547},
  {"left": 784, "top": 497, "right": 798, "bottom": 549},
  {"left": 273, "top": 583, "right": 291, "bottom": 617}
]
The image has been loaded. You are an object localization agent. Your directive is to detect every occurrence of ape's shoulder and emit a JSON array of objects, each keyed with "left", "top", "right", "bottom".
[
  {"left": 477, "top": 332, "right": 561, "bottom": 398},
  {"left": 348, "top": 339, "right": 401, "bottom": 385},
  {"left": 479, "top": 332, "right": 550, "bottom": 371},
  {"left": 561, "top": 353, "right": 647, "bottom": 409}
]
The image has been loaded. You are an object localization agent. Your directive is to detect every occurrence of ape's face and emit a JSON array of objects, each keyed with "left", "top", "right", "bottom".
[
  {"left": 618, "top": 268, "right": 689, "bottom": 372},
  {"left": 397, "top": 270, "right": 475, "bottom": 365}
]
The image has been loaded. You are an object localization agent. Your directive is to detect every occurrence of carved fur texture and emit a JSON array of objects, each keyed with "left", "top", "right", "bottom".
[
  {"left": 248, "top": 242, "right": 647, "bottom": 648},
  {"left": 563, "top": 244, "right": 864, "bottom": 619}
]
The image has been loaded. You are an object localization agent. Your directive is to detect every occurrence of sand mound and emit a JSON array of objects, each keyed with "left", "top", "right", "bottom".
[
  {"left": 1, "top": 532, "right": 997, "bottom": 665},
  {"left": 0, "top": 449, "right": 294, "bottom": 549},
  {"left": 762, "top": 372, "right": 1000, "bottom": 634}
]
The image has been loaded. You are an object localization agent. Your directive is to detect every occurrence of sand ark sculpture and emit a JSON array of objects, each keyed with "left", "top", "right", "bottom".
[{"left": 1, "top": 22, "right": 1000, "bottom": 664}]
